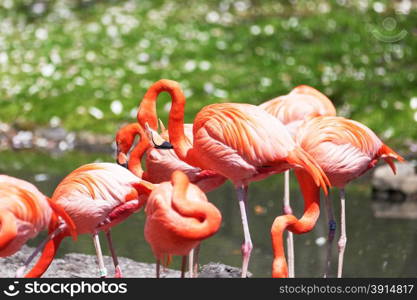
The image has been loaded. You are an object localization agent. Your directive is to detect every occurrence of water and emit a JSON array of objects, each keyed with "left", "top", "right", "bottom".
[{"left": 0, "top": 149, "right": 416, "bottom": 277}]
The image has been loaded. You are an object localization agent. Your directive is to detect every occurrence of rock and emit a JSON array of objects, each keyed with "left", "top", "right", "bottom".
[
  {"left": 0, "top": 246, "right": 245, "bottom": 278},
  {"left": 75, "top": 131, "right": 114, "bottom": 154},
  {"left": 198, "top": 262, "right": 252, "bottom": 278},
  {"left": 400, "top": 176, "right": 417, "bottom": 195},
  {"left": 0, "top": 125, "right": 114, "bottom": 154},
  {"left": 372, "top": 161, "right": 417, "bottom": 195},
  {"left": 11, "top": 131, "right": 33, "bottom": 149},
  {"left": 36, "top": 127, "right": 68, "bottom": 142},
  {"left": 371, "top": 161, "right": 417, "bottom": 219},
  {"left": 371, "top": 201, "right": 417, "bottom": 219},
  {"left": 372, "top": 162, "right": 413, "bottom": 191}
]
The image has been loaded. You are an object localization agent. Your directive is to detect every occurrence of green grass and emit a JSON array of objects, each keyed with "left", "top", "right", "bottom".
[{"left": 0, "top": 0, "right": 416, "bottom": 149}]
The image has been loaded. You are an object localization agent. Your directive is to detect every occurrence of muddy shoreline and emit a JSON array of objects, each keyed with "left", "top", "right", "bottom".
[
  {"left": 0, "top": 123, "right": 115, "bottom": 154},
  {"left": 0, "top": 246, "right": 247, "bottom": 278}
]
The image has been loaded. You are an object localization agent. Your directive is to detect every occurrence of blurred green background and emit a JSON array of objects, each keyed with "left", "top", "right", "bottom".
[{"left": 0, "top": 0, "right": 416, "bottom": 149}]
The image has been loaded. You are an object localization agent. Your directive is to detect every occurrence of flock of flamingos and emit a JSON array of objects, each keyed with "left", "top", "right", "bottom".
[{"left": 0, "top": 79, "right": 404, "bottom": 278}]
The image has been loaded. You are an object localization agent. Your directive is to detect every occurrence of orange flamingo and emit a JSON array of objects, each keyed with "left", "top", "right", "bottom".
[
  {"left": 260, "top": 85, "right": 336, "bottom": 277},
  {"left": 115, "top": 122, "right": 226, "bottom": 277},
  {"left": 23, "top": 163, "right": 154, "bottom": 278},
  {"left": 137, "top": 79, "right": 330, "bottom": 277},
  {"left": 115, "top": 122, "right": 226, "bottom": 193},
  {"left": 145, "top": 170, "right": 222, "bottom": 278},
  {"left": 0, "top": 175, "right": 75, "bottom": 271},
  {"left": 270, "top": 116, "right": 403, "bottom": 277},
  {"left": 259, "top": 85, "right": 336, "bottom": 137}
]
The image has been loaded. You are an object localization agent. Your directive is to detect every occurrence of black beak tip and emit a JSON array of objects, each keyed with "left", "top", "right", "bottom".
[
  {"left": 117, "top": 161, "right": 129, "bottom": 169},
  {"left": 155, "top": 141, "right": 174, "bottom": 150}
]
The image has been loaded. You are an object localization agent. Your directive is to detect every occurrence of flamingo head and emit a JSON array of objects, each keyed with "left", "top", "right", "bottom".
[
  {"left": 144, "top": 122, "right": 173, "bottom": 150},
  {"left": 115, "top": 123, "right": 140, "bottom": 168}
]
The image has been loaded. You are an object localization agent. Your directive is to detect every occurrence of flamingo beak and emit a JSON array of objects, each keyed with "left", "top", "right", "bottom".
[
  {"left": 155, "top": 141, "right": 174, "bottom": 150},
  {"left": 144, "top": 123, "right": 173, "bottom": 150},
  {"left": 117, "top": 151, "right": 129, "bottom": 168}
]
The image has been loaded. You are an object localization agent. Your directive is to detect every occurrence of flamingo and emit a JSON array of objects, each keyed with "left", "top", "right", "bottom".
[
  {"left": 23, "top": 163, "right": 154, "bottom": 278},
  {"left": 137, "top": 79, "right": 330, "bottom": 277},
  {"left": 115, "top": 122, "right": 226, "bottom": 192},
  {"left": 259, "top": 85, "right": 336, "bottom": 137},
  {"left": 115, "top": 122, "right": 226, "bottom": 277},
  {"left": 145, "top": 170, "right": 222, "bottom": 278},
  {"left": 259, "top": 85, "right": 336, "bottom": 277},
  {"left": 0, "top": 175, "right": 75, "bottom": 270},
  {"left": 270, "top": 116, "right": 404, "bottom": 277}
]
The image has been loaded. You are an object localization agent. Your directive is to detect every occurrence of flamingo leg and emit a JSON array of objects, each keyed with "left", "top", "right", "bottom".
[
  {"left": 236, "top": 185, "right": 253, "bottom": 278},
  {"left": 181, "top": 256, "right": 187, "bottom": 278},
  {"left": 323, "top": 193, "right": 336, "bottom": 278},
  {"left": 283, "top": 170, "right": 295, "bottom": 278},
  {"left": 188, "top": 248, "right": 195, "bottom": 278},
  {"left": 92, "top": 232, "right": 107, "bottom": 278},
  {"left": 15, "top": 223, "right": 66, "bottom": 277},
  {"left": 337, "top": 188, "right": 347, "bottom": 278},
  {"left": 104, "top": 229, "right": 122, "bottom": 278},
  {"left": 193, "top": 243, "right": 200, "bottom": 277},
  {"left": 156, "top": 259, "right": 160, "bottom": 278},
  {"left": 188, "top": 244, "right": 201, "bottom": 278}
]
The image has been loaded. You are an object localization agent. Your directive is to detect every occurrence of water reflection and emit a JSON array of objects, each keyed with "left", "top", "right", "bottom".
[{"left": 0, "top": 149, "right": 415, "bottom": 277}]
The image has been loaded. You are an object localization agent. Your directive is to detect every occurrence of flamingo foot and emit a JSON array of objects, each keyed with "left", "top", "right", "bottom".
[
  {"left": 99, "top": 268, "right": 108, "bottom": 278},
  {"left": 241, "top": 240, "right": 253, "bottom": 278},
  {"left": 15, "top": 266, "right": 26, "bottom": 278},
  {"left": 114, "top": 266, "right": 123, "bottom": 278}
]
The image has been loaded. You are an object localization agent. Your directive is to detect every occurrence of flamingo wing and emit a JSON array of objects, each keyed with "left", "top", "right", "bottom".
[
  {"left": 290, "top": 84, "right": 336, "bottom": 115},
  {"left": 296, "top": 116, "right": 403, "bottom": 186},
  {"left": 51, "top": 163, "right": 144, "bottom": 234},
  {"left": 193, "top": 103, "right": 295, "bottom": 167},
  {"left": 297, "top": 117, "right": 382, "bottom": 158},
  {"left": 0, "top": 175, "right": 53, "bottom": 256},
  {"left": 261, "top": 93, "right": 335, "bottom": 126}
]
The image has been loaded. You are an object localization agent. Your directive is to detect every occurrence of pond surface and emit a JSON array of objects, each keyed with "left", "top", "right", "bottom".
[{"left": 0, "top": 149, "right": 416, "bottom": 277}]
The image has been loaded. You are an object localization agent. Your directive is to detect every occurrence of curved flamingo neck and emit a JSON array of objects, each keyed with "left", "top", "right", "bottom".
[
  {"left": 25, "top": 216, "right": 68, "bottom": 278},
  {"left": 172, "top": 170, "right": 189, "bottom": 200},
  {"left": 289, "top": 169, "right": 321, "bottom": 233},
  {"left": 128, "top": 133, "right": 149, "bottom": 178},
  {"left": 169, "top": 171, "right": 221, "bottom": 240},
  {"left": 271, "top": 215, "right": 296, "bottom": 278},
  {"left": 118, "top": 123, "right": 149, "bottom": 178},
  {"left": 271, "top": 169, "right": 321, "bottom": 278},
  {"left": 137, "top": 79, "right": 192, "bottom": 162}
]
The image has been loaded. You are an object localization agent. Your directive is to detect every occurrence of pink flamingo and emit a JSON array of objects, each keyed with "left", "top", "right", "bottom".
[
  {"left": 259, "top": 85, "right": 336, "bottom": 137},
  {"left": 115, "top": 122, "right": 226, "bottom": 277},
  {"left": 115, "top": 122, "right": 226, "bottom": 193},
  {"left": 145, "top": 170, "right": 222, "bottom": 278},
  {"left": 137, "top": 79, "right": 330, "bottom": 277},
  {"left": 271, "top": 116, "right": 403, "bottom": 277},
  {"left": 24, "top": 163, "right": 153, "bottom": 278},
  {"left": 260, "top": 85, "right": 336, "bottom": 277}
]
